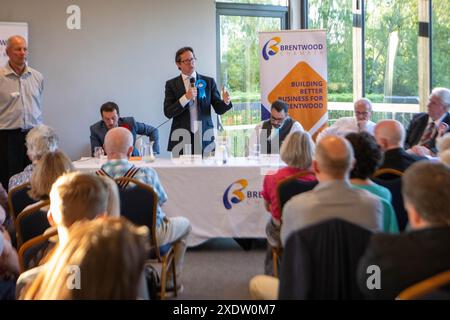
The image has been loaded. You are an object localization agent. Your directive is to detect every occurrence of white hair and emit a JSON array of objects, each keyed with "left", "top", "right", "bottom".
[
  {"left": 26, "top": 125, "right": 59, "bottom": 161},
  {"left": 430, "top": 87, "right": 450, "bottom": 110}
]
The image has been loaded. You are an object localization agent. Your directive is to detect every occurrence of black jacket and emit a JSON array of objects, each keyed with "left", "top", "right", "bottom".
[
  {"left": 279, "top": 219, "right": 372, "bottom": 299},
  {"left": 405, "top": 112, "right": 450, "bottom": 153}
]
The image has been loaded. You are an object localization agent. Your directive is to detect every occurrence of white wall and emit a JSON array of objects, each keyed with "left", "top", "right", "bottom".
[{"left": 0, "top": 0, "right": 217, "bottom": 159}]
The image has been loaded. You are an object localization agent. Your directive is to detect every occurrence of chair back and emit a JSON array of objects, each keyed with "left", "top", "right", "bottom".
[
  {"left": 114, "top": 177, "right": 160, "bottom": 256},
  {"left": 396, "top": 269, "right": 450, "bottom": 300},
  {"left": 15, "top": 200, "right": 51, "bottom": 248},
  {"left": 279, "top": 218, "right": 372, "bottom": 300},
  {"left": 18, "top": 229, "right": 58, "bottom": 273},
  {"left": 115, "top": 177, "right": 177, "bottom": 299},
  {"left": 277, "top": 171, "right": 317, "bottom": 215},
  {"left": 372, "top": 169, "right": 408, "bottom": 231},
  {"left": 8, "top": 183, "right": 36, "bottom": 220}
]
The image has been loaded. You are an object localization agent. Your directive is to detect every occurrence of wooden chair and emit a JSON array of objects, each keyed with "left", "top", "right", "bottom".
[
  {"left": 18, "top": 229, "right": 58, "bottom": 273},
  {"left": 114, "top": 177, "right": 177, "bottom": 300},
  {"left": 396, "top": 270, "right": 450, "bottom": 300},
  {"left": 270, "top": 171, "right": 317, "bottom": 278},
  {"left": 372, "top": 168, "right": 408, "bottom": 231},
  {"left": 7, "top": 182, "right": 36, "bottom": 222},
  {"left": 15, "top": 200, "right": 51, "bottom": 249}
]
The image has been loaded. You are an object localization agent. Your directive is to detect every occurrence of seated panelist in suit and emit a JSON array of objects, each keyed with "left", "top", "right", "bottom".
[
  {"left": 90, "top": 101, "right": 159, "bottom": 157},
  {"left": 405, "top": 87, "right": 450, "bottom": 157},
  {"left": 164, "top": 47, "right": 232, "bottom": 156}
]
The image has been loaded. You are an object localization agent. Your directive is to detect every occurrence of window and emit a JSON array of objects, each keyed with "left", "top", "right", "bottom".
[
  {"left": 432, "top": 0, "right": 450, "bottom": 88},
  {"left": 216, "top": 1, "right": 288, "bottom": 156}
]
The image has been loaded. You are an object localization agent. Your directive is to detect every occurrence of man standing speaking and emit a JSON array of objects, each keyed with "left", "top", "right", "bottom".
[
  {"left": 164, "top": 47, "right": 232, "bottom": 156},
  {"left": 0, "top": 35, "right": 44, "bottom": 189}
]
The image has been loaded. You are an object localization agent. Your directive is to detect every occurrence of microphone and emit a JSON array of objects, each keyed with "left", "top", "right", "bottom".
[
  {"left": 189, "top": 77, "right": 196, "bottom": 88},
  {"left": 189, "top": 77, "right": 196, "bottom": 101}
]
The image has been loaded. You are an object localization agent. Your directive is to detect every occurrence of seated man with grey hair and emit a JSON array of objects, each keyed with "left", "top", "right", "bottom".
[
  {"left": 357, "top": 162, "right": 450, "bottom": 299},
  {"left": 406, "top": 87, "right": 450, "bottom": 157},
  {"left": 8, "top": 124, "right": 58, "bottom": 191},
  {"left": 316, "top": 98, "right": 376, "bottom": 142},
  {"left": 97, "top": 127, "right": 191, "bottom": 295}
]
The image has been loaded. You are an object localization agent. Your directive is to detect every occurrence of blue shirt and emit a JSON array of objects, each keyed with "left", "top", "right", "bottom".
[{"left": 100, "top": 159, "right": 168, "bottom": 226}]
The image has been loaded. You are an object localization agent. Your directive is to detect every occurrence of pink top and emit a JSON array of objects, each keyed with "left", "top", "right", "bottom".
[{"left": 261, "top": 167, "right": 316, "bottom": 221}]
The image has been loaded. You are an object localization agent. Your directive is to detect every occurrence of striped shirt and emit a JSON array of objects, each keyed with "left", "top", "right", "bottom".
[{"left": 100, "top": 159, "right": 168, "bottom": 226}]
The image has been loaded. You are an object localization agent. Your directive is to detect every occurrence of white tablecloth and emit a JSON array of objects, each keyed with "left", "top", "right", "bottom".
[{"left": 73, "top": 156, "right": 284, "bottom": 246}]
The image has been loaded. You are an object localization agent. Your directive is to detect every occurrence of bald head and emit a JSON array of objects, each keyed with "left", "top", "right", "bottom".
[
  {"left": 6, "top": 35, "right": 28, "bottom": 73},
  {"left": 315, "top": 135, "right": 354, "bottom": 179},
  {"left": 104, "top": 127, "right": 133, "bottom": 159},
  {"left": 374, "top": 119, "right": 405, "bottom": 151}
]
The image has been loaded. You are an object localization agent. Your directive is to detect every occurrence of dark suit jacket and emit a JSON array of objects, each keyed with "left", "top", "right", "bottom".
[
  {"left": 89, "top": 117, "right": 159, "bottom": 156},
  {"left": 164, "top": 73, "right": 232, "bottom": 153},
  {"left": 379, "top": 148, "right": 427, "bottom": 172},
  {"left": 357, "top": 226, "right": 450, "bottom": 299},
  {"left": 405, "top": 112, "right": 450, "bottom": 153}
]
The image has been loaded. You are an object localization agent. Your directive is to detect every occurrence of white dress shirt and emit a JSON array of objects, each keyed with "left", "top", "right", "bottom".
[{"left": 179, "top": 71, "right": 198, "bottom": 133}]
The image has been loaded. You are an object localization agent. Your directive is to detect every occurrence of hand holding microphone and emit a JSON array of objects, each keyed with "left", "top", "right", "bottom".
[{"left": 186, "top": 77, "right": 197, "bottom": 102}]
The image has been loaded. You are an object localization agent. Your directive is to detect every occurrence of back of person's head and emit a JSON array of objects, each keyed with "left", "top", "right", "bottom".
[
  {"left": 100, "top": 101, "right": 120, "bottom": 115},
  {"left": 437, "top": 133, "right": 450, "bottom": 154},
  {"left": 280, "top": 131, "right": 315, "bottom": 169},
  {"left": 346, "top": 132, "right": 382, "bottom": 179},
  {"left": 374, "top": 119, "right": 405, "bottom": 148},
  {"left": 20, "top": 217, "right": 149, "bottom": 300},
  {"left": 104, "top": 127, "right": 133, "bottom": 157},
  {"left": 25, "top": 125, "right": 59, "bottom": 162},
  {"left": 29, "top": 151, "right": 74, "bottom": 200},
  {"left": 49, "top": 172, "right": 110, "bottom": 227},
  {"left": 402, "top": 162, "right": 450, "bottom": 226},
  {"left": 271, "top": 100, "right": 289, "bottom": 113},
  {"left": 315, "top": 135, "right": 354, "bottom": 179},
  {"left": 430, "top": 87, "right": 450, "bottom": 110}
]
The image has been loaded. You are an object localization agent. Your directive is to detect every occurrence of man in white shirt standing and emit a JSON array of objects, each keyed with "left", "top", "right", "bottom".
[
  {"left": 249, "top": 100, "right": 304, "bottom": 155},
  {"left": 316, "top": 98, "right": 376, "bottom": 142},
  {"left": 0, "top": 35, "right": 44, "bottom": 189}
]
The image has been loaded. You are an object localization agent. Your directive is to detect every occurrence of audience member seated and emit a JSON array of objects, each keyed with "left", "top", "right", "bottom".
[
  {"left": 281, "top": 135, "right": 384, "bottom": 244},
  {"left": 26, "top": 150, "right": 74, "bottom": 210},
  {"left": 97, "top": 127, "right": 191, "bottom": 293},
  {"left": 249, "top": 100, "right": 304, "bottom": 155},
  {"left": 16, "top": 172, "right": 141, "bottom": 297},
  {"left": 316, "top": 98, "right": 376, "bottom": 142},
  {"left": 374, "top": 119, "right": 427, "bottom": 173},
  {"left": 261, "top": 130, "right": 316, "bottom": 275},
  {"left": 250, "top": 135, "right": 383, "bottom": 300},
  {"left": 0, "top": 225, "right": 19, "bottom": 300},
  {"left": 20, "top": 217, "right": 148, "bottom": 300},
  {"left": 8, "top": 125, "right": 58, "bottom": 191},
  {"left": 358, "top": 162, "right": 450, "bottom": 299},
  {"left": 405, "top": 87, "right": 450, "bottom": 157},
  {"left": 345, "top": 132, "right": 399, "bottom": 233},
  {"left": 90, "top": 101, "right": 159, "bottom": 156}
]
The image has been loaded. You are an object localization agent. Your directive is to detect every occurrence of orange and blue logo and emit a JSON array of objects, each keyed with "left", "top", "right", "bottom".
[
  {"left": 223, "top": 179, "right": 248, "bottom": 210},
  {"left": 262, "top": 37, "right": 281, "bottom": 61}
]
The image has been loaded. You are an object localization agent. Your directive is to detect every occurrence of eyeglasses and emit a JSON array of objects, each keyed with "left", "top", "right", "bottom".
[
  {"left": 179, "top": 58, "right": 196, "bottom": 65},
  {"left": 355, "top": 111, "right": 369, "bottom": 116},
  {"left": 270, "top": 115, "right": 285, "bottom": 123}
]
